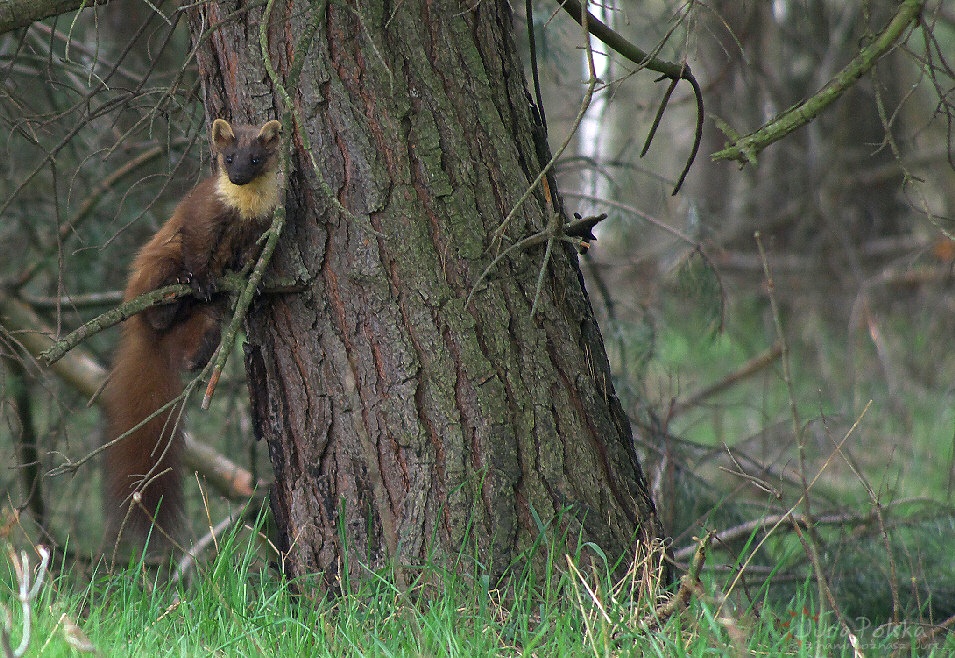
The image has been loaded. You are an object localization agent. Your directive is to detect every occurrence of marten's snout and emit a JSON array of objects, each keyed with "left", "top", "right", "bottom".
[
  {"left": 228, "top": 168, "right": 256, "bottom": 185},
  {"left": 224, "top": 156, "right": 263, "bottom": 185}
]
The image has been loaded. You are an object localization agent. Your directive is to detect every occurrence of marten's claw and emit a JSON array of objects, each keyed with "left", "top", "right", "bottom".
[{"left": 189, "top": 275, "right": 216, "bottom": 302}]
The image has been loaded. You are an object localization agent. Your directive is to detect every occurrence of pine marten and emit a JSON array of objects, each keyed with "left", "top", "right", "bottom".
[{"left": 103, "top": 118, "right": 282, "bottom": 549}]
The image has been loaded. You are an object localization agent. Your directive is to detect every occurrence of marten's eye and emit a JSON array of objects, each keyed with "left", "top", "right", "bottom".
[
  {"left": 251, "top": 156, "right": 261, "bottom": 166},
  {"left": 225, "top": 155, "right": 234, "bottom": 164}
]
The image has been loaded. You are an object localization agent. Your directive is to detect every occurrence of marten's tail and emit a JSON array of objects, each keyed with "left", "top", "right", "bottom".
[{"left": 103, "top": 315, "right": 188, "bottom": 550}]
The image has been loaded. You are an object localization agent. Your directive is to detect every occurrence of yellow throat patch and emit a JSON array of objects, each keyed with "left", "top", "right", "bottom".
[{"left": 215, "top": 169, "right": 280, "bottom": 221}]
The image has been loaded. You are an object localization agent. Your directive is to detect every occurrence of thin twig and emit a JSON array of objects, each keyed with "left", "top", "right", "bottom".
[
  {"left": 555, "top": 0, "right": 703, "bottom": 194},
  {"left": 672, "top": 511, "right": 873, "bottom": 562},
  {"left": 40, "top": 274, "right": 248, "bottom": 367},
  {"left": 1, "top": 545, "right": 50, "bottom": 658},
  {"left": 640, "top": 531, "right": 711, "bottom": 631}
]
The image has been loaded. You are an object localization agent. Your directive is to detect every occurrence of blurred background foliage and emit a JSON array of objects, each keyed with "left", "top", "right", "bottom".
[
  {"left": 0, "top": 0, "right": 953, "bottom": 625},
  {"left": 526, "top": 0, "right": 955, "bottom": 622}
]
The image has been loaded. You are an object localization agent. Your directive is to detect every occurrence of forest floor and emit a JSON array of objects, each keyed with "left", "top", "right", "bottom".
[{"left": 2, "top": 239, "right": 955, "bottom": 655}]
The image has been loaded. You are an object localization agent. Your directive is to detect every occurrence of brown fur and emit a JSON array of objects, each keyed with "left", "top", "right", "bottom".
[{"left": 103, "top": 119, "right": 282, "bottom": 549}]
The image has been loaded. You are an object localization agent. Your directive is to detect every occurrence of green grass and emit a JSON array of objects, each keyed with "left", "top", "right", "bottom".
[{"left": 2, "top": 522, "right": 952, "bottom": 656}]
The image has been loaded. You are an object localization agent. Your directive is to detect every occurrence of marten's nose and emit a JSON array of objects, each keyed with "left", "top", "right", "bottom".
[{"left": 228, "top": 169, "right": 256, "bottom": 185}]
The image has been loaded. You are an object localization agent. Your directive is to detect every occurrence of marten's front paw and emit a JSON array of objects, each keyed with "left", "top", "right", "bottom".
[{"left": 186, "top": 272, "right": 216, "bottom": 302}]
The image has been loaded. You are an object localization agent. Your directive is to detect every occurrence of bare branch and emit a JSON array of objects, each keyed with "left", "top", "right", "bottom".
[
  {"left": 39, "top": 273, "right": 250, "bottom": 367},
  {"left": 0, "top": 0, "right": 106, "bottom": 36},
  {"left": 555, "top": 0, "right": 703, "bottom": 194},
  {"left": 712, "top": 0, "right": 927, "bottom": 164}
]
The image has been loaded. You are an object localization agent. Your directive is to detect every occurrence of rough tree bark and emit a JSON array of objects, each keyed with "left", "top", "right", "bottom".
[{"left": 188, "top": 0, "right": 662, "bottom": 587}]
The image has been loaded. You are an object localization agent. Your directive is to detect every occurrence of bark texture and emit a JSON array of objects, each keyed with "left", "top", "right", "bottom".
[{"left": 188, "top": 0, "right": 661, "bottom": 586}]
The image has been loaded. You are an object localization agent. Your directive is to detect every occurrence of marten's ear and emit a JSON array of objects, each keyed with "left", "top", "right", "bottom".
[
  {"left": 258, "top": 120, "right": 282, "bottom": 147},
  {"left": 212, "top": 119, "right": 235, "bottom": 150}
]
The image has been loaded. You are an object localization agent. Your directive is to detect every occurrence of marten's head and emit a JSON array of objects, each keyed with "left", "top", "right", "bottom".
[
  {"left": 211, "top": 119, "right": 283, "bottom": 220},
  {"left": 212, "top": 119, "right": 282, "bottom": 185}
]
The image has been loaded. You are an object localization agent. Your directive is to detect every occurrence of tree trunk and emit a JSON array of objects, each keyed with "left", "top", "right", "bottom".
[{"left": 188, "top": 0, "right": 662, "bottom": 587}]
